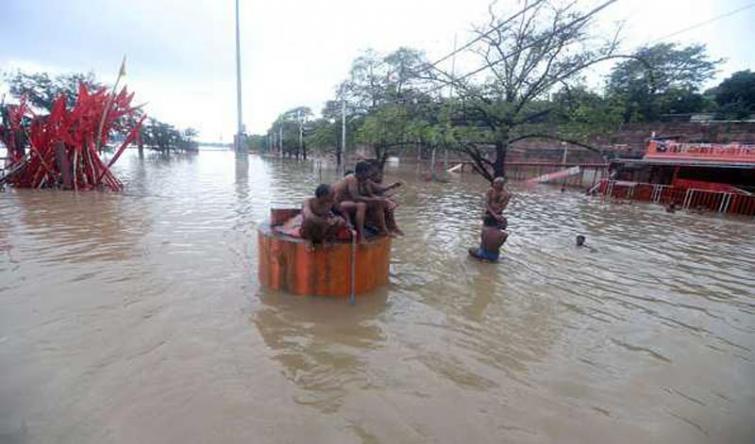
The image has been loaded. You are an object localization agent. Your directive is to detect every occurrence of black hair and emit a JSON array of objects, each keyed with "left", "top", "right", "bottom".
[
  {"left": 315, "top": 183, "right": 332, "bottom": 198},
  {"left": 355, "top": 161, "right": 371, "bottom": 177},
  {"left": 344, "top": 170, "right": 353, "bottom": 177},
  {"left": 483, "top": 215, "right": 498, "bottom": 227},
  {"left": 576, "top": 235, "right": 586, "bottom": 245}
]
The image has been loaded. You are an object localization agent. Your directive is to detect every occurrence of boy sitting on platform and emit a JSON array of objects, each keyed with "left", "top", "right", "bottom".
[
  {"left": 334, "top": 161, "right": 389, "bottom": 239},
  {"left": 362, "top": 160, "right": 403, "bottom": 236},
  {"left": 301, "top": 184, "right": 348, "bottom": 246}
]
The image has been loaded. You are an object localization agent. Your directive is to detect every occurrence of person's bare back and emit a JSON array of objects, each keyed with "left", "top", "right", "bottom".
[
  {"left": 469, "top": 215, "right": 508, "bottom": 262},
  {"left": 301, "top": 184, "right": 346, "bottom": 245},
  {"left": 333, "top": 175, "right": 358, "bottom": 204},
  {"left": 481, "top": 226, "right": 507, "bottom": 252}
]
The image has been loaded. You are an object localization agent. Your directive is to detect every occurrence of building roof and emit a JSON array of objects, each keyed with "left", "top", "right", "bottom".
[{"left": 610, "top": 158, "right": 755, "bottom": 169}]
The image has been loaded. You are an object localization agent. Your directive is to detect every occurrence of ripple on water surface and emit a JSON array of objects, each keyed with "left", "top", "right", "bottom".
[{"left": 0, "top": 151, "right": 753, "bottom": 443}]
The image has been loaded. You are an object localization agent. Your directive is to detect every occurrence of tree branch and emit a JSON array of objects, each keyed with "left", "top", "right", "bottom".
[{"left": 506, "top": 133, "right": 605, "bottom": 155}]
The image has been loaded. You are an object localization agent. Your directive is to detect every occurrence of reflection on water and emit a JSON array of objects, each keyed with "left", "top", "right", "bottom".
[
  {"left": 1, "top": 150, "right": 754, "bottom": 443},
  {"left": 254, "top": 289, "right": 389, "bottom": 414}
]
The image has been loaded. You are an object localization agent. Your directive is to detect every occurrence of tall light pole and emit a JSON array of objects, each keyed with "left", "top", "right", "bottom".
[
  {"left": 341, "top": 95, "right": 346, "bottom": 169},
  {"left": 234, "top": 0, "right": 244, "bottom": 152},
  {"left": 298, "top": 109, "right": 303, "bottom": 159}
]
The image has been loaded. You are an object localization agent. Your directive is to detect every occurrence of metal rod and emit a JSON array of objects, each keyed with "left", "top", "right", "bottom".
[
  {"left": 341, "top": 96, "right": 346, "bottom": 169},
  {"left": 234, "top": 0, "right": 244, "bottom": 151},
  {"left": 298, "top": 109, "right": 303, "bottom": 158},
  {"left": 349, "top": 230, "right": 357, "bottom": 305},
  {"left": 95, "top": 56, "right": 126, "bottom": 153}
]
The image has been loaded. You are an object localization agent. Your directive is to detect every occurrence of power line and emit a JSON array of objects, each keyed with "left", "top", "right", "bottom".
[
  {"left": 340, "top": 0, "right": 550, "bottom": 106},
  {"left": 421, "top": 0, "right": 619, "bottom": 96},
  {"left": 650, "top": 2, "right": 755, "bottom": 43},
  {"left": 425, "top": 0, "right": 547, "bottom": 70}
]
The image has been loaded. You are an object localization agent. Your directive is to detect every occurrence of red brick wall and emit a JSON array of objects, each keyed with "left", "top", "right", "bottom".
[{"left": 507, "top": 121, "right": 755, "bottom": 163}]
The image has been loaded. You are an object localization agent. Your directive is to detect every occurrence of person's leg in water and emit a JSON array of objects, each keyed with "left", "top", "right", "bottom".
[
  {"left": 338, "top": 201, "right": 367, "bottom": 244},
  {"left": 367, "top": 199, "right": 392, "bottom": 236},
  {"left": 468, "top": 247, "right": 500, "bottom": 262},
  {"left": 384, "top": 199, "right": 404, "bottom": 236}
]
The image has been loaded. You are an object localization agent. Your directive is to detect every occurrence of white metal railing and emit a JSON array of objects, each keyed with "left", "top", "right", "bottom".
[
  {"left": 651, "top": 184, "right": 671, "bottom": 202},
  {"left": 600, "top": 179, "right": 754, "bottom": 216},
  {"left": 683, "top": 188, "right": 737, "bottom": 213}
]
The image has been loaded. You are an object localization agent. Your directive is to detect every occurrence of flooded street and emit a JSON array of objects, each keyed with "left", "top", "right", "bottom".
[{"left": 1, "top": 150, "right": 754, "bottom": 443}]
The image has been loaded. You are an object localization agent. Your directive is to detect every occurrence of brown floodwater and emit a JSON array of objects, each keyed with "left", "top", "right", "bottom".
[{"left": 1, "top": 150, "right": 754, "bottom": 443}]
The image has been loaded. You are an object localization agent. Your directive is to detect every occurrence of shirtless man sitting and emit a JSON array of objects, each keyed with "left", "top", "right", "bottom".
[
  {"left": 485, "top": 176, "right": 511, "bottom": 229},
  {"left": 361, "top": 161, "right": 403, "bottom": 235},
  {"left": 333, "top": 161, "right": 393, "bottom": 239},
  {"left": 468, "top": 215, "right": 509, "bottom": 262},
  {"left": 333, "top": 161, "right": 387, "bottom": 242},
  {"left": 301, "top": 184, "right": 348, "bottom": 246}
]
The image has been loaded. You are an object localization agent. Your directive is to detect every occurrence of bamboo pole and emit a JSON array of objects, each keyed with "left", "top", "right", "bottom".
[{"left": 95, "top": 56, "right": 127, "bottom": 153}]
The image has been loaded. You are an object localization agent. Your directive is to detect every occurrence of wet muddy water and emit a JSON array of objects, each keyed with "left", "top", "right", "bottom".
[{"left": 1, "top": 151, "right": 753, "bottom": 443}]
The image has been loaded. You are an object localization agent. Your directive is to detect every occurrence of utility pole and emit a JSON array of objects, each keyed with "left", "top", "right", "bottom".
[
  {"left": 340, "top": 96, "right": 346, "bottom": 170},
  {"left": 234, "top": 0, "right": 244, "bottom": 152},
  {"left": 298, "top": 109, "right": 303, "bottom": 160},
  {"left": 444, "top": 33, "right": 458, "bottom": 172},
  {"left": 561, "top": 141, "right": 569, "bottom": 190},
  {"left": 279, "top": 125, "right": 283, "bottom": 157}
]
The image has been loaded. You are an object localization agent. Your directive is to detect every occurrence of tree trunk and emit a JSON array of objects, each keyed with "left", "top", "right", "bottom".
[
  {"left": 13, "top": 129, "right": 26, "bottom": 159},
  {"left": 493, "top": 140, "right": 506, "bottom": 178},
  {"left": 379, "top": 149, "right": 388, "bottom": 171},
  {"left": 54, "top": 142, "right": 72, "bottom": 189},
  {"left": 494, "top": 128, "right": 509, "bottom": 179},
  {"left": 336, "top": 133, "right": 342, "bottom": 168}
]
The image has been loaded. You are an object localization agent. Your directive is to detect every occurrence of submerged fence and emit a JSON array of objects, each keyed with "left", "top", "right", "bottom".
[
  {"left": 598, "top": 179, "right": 755, "bottom": 216},
  {"left": 451, "top": 161, "right": 609, "bottom": 188}
]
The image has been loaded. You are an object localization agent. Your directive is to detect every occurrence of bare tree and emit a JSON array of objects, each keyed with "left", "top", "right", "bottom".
[{"left": 426, "top": 0, "right": 624, "bottom": 181}]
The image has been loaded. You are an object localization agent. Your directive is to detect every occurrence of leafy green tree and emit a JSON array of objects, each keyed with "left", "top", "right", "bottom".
[
  {"left": 245, "top": 134, "right": 268, "bottom": 152},
  {"left": 607, "top": 43, "right": 721, "bottom": 122},
  {"left": 269, "top": 106, "right": 313, "bottom": 159},
  {"left": 6, "top": 71, "right": 102, "bottom": 110},
  {"left": 425, "top": 1, "right": 625, "bottom": 180},
  {"left": 711, "top": 70, "right": 755, "bottom": 119},
  {"left": 345, "top": 47, "right": 433, "bottom": 165}
]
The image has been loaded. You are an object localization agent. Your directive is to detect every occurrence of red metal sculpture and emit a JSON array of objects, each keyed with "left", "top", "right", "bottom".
[{"left": 1, "top": 84, "right": 144, "bottom": 191}]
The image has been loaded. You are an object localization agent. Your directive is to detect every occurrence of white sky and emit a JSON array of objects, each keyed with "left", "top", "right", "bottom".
[{"left": 1, "top": 0, "right": 753, "bottom": 140}]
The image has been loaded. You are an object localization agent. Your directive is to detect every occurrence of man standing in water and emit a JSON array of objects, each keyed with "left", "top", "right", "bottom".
[
  {"left": 485, "top": 176, "right": 511, "bottom": 228},
  {"left": 333, "top": 161, "right": 388, "bottom": 241},
  {"left": 469, "top": 215, "right": 508, "bottom": 262},
  {"left": 301, "top": 184, "right": 348, "bottom": 246}
]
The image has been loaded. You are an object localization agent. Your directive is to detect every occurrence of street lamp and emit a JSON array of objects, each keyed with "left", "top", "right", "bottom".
[{"left": 234, "top": 0, "right": 244, "bottom": 152}]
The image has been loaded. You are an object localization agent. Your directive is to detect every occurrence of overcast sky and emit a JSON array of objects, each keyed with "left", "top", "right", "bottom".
[{"left": 1, "top": 0, "right": 753, "bottom": 140}]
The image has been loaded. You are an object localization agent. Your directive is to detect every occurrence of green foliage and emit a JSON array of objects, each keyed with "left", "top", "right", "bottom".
[
  {"left": 6, "top": 71, "right": 102, "bottom": 111},
  {"left": 712, "top": 70, "right": 755, "bottom": 119},
  {"left": 139, "top": 119, "right": 197, "bottom": 152},
  {"left": 606, "top": 43, "right": 721, "bottom": 122},
  {"left": 245, "top": 134, "right": 267, "bottom": 152},
  {"left": 269, "top": 107, "right": 314, "bottom": 158},
  {"left": 5, "top": 69, "right": 195, "bottom": 151},
  {"left": 260, "top": 6, "right": 732, "bottom": 180}
]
